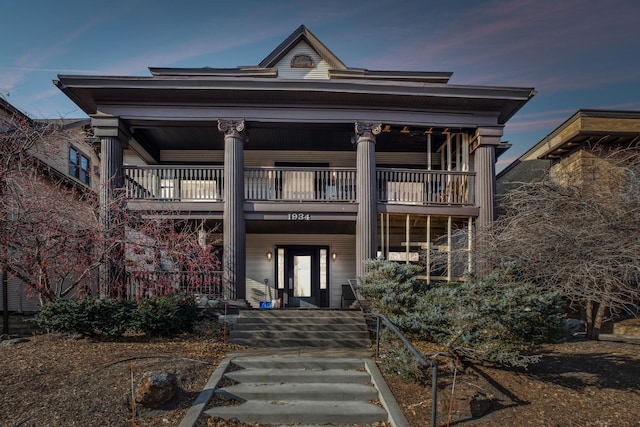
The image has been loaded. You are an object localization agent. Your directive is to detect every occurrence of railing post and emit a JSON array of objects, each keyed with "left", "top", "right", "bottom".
[
  {"left": 431, "top": 364, "right": 438, "bottom": 427},
  {"left": 376, "top": 316, "right": 381, "bottom": 357}
]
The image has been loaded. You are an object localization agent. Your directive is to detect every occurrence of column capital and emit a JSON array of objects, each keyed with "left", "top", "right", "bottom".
[
  {"left": 353, "top": 121, "right": 382, "bottom": 144},
  {"left": 218, "top": 119, "right": 246, "bottom": 139},
  {"left": 471, "top": 126, "right": 503, "bottom": 150},
  {"left": 90, "top": 115, "right": 130, "bottom": 145}
]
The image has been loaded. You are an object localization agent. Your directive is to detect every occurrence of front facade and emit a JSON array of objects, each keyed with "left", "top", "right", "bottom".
[{"left": 55, "top": 26, "right": 534, "bottom": 308}]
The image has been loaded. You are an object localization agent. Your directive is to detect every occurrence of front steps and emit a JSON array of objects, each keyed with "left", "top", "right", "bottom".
[
  {"left": 228, "top": 309, "right": 371, "bottom": 348},
  {"left": 203, "top": 356, "right": 405, "bottom": 426}
]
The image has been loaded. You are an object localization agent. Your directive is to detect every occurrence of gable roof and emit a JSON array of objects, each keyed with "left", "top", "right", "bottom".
[
  {"left": 149, "top": 25, "right": 453, "bottom": 84},
  {"left": 259, "top": 25, "right": 347, "bottom": 70},
  {"left": 56, "top": 25, "right": 534, "bottom": 127}
]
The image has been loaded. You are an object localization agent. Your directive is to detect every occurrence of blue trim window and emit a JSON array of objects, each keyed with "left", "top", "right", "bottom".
[{"left": 69, "top": 146, "right": 90, "bottom": 185}]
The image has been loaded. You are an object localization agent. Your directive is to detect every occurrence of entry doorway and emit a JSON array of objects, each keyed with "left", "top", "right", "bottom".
[{"left": 275, "top": 245, "right": 330, "bottom": 307}]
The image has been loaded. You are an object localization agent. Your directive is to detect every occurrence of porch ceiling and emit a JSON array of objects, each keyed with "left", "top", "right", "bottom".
[{"left": 129, "top": 121, "right": 459, "bottom": 157}]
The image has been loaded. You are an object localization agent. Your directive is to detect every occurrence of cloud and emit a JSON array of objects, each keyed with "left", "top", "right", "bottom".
[
  {"left": 365, "top": 0, "right": 640, "bottom": 93},
  {"left": 505, "top": 108, "right": 576, "bottom": 133},
  {"left": 600, "top": 101, "right": 640, "bottom": 110}
]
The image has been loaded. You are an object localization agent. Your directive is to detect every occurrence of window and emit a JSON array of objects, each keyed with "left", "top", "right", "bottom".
[
  {"left": 290, "top": 54, "right": 314, "bottom": 68},
  {"left": 69, "top": 146, "right": 90, "bottom": 185}
]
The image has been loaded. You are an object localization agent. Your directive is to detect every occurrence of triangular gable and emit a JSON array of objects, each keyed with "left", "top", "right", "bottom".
[
  {"left": 272, "top": 40, "right": 332, "bottom": 80},
  {"left": 259, "top": 25, "right": 347, "bottom": 70}
]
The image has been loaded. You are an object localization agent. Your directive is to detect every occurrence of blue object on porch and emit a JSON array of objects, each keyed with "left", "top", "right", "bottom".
[{"left": 259, "top": 301, "right": 272, "bottom": 309}]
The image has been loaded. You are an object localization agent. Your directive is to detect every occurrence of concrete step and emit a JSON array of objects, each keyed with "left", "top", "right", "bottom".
[
  {"left": 239, "top": 309, "right": 363, "bottom": 318},
  {"left": 224, "top": 368, "right": 371, "bottom": 384},
  {"left": 230, "top": 337, "right": 371, "bottom": 348},
  {"left": 230, "top": 329, "right": 368, "bottom": 340},
  {"left": 216, "top": 382, "right": 379, "bottom": 401},
  {"left": 235, "top": 318, "right": 368, "bottom": 327},
  {"left": 230, "top": 322, "right": 367, "bottom": 332},
  {"left": 204, "top": 399, "right": 388, "bottom": 425},
  {"left": 229, "top": 309, "right": 371, "bottom": 349},
  {"left": 231, "top": 356, "right": 366, "bottom": 370},
  {"left": 185, "top": 355, "right": 410, "bottom": 427},
  {"left": 207, "top": 356, "right": 386, "bottom": 424}
]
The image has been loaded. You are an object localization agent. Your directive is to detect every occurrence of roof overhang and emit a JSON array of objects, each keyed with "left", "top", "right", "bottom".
[
  {"left": 54, "top": 75, "right": 534, "bottom": 125},
  {"left": 521, "top": 109, "right": 640, "bottom": 160}
]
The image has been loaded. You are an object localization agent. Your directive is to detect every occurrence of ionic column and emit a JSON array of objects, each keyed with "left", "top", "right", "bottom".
[
  {"left": 473, "top": 127, "right": 502, "bottom": 230},
  {"left": 473, "top": 127, "right": 502, "bottom": 276},
  {"left": 354, "top": 121, "right": 381, "bottom": 278},
  {"left": 218, "top": 119, "right": 246, "bottom": 300},
  {"left": 91, "top": 116, "right": 129, "bottom": 297}
]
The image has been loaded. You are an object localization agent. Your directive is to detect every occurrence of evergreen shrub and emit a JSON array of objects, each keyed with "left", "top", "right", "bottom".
[
  {"left": 35, "top": 294, "right": 199, "bottom": 337},
  {"left": 358, "top": 260, "right": 565, "bottom": 368}
]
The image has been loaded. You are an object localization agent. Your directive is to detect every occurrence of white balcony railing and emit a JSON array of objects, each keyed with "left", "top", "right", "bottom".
[
  {"left": 124, "top": 165, "right": 224, "bottom": 201},
  {"left": 123, "top": 166, "right": 474, "bottom": 206},
  {"left": 244, "top": 167, "right": 356, "bottom": 201},
  {"left": 377, "top": 168, "right": 475, "bottom": 205}
]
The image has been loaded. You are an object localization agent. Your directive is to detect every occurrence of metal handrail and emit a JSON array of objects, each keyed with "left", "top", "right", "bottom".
[{"left": 347, "top": 279, "right": 438, "bottom": 427}]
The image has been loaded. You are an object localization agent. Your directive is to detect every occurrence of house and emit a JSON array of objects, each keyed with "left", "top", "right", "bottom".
[
  {"left": 0, "top": 97, "right": 98, "bottom": 331},
  {"left": 497, "top": 109, "right": 640, "bottom": 193},
  {"left": 54, "top": 25, "right": 534, "bottom": 308}
]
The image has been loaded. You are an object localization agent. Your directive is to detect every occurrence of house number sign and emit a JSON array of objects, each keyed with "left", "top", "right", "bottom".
[{"left": 287, "top": 213, "right": 311, "bottom": 220}]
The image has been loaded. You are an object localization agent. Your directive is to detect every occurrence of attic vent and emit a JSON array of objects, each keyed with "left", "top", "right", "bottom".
[{"left": 291, "top": 54, "right": 314, "bottom": 68}]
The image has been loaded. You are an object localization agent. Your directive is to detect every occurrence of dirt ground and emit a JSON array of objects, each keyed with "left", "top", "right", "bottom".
[{"left": 1, "top": 320, "right": 639, "bottom": 427}]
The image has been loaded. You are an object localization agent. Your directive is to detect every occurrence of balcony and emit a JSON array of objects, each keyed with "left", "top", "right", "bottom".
[
  {"left": 377, "top": 168, "right": 474, "bottom": 206},
  {"left": 245, "top": 167, "right": 356, "bottom": 201},
  {"left": 123, "top": 166, "right": 474, "bottom": 206},
  {"left": 124, "top": 165, "right": 224, "bottom": 201}
]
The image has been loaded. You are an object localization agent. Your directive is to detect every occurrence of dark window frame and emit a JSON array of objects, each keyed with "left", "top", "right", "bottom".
[{"left": 69, "top": 146, "right": 91, "bottom": 185}]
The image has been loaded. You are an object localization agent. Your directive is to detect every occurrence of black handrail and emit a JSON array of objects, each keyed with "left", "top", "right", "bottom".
[{"left": 347, "top": 279, "right": 438, "bottom": 427}]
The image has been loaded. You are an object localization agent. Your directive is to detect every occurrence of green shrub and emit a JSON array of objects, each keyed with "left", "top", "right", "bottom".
[
  {"left": 93, "top": 298, "right": 136, "bottom": 337},
  {"left": 130, "top": 295, "right": 200, "bottom": 336},
  {"left": 358, "top": 261, "right": 565, "bottom": 368},
  {"left": 35, "top": 298, "right": 97, "bottom": 336},
  {"left": 35, "top": 295, "right": 200, "bottom": 337}
]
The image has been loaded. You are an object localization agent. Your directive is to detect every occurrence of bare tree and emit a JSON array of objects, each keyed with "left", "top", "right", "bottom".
[
  {"left": 483, "top": 146, "right": 640, "bottom": 340},
  {"left": 1, "top": 111, "right": 221, "bottom": 305}
]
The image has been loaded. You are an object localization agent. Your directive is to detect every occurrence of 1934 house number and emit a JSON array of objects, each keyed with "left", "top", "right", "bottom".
[{"left": 288, "top": 213, "right": 311, "bottom": 220}]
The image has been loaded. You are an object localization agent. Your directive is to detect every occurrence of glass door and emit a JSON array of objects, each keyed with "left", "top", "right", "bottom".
[{"left": 276, "top": 246, "right": 329, "bottom": 307}]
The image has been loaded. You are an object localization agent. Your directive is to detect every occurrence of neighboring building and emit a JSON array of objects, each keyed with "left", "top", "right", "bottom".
[
  {"left": 0, "top": 98, "right": 98, "bottom": 317},
  {"left": 497, "top": 109, "right": 640, "bottom": 195},
  {"left": 54, "top": 25, "right": 534, "bottom": 308}
]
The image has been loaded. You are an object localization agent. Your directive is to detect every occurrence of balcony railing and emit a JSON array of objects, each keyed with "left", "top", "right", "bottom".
[
  {"left": 245, "top": 167, "right": 356, "bottom": 201},
  {"left": 377, "top": 168, "right": 474, "bottom": 206},
  {"left": 123, "top": 166, "right": 474, "bottom": 206},
  {"left": 123, "top": 165, "right": 224, "bottom": 201}
]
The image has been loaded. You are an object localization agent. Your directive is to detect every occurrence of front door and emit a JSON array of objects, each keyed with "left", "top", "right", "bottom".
[{"left": 276, "top": 246, "right": 329, "bottom": 307}]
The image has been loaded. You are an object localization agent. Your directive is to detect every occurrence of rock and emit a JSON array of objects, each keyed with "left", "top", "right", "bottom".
[
  {"left": 0, "top": 337, "right": 30, "bottom": 346},
  {"left": 438, "top": 387, "right": 493, "bottom": 420},
  {"left": 135, "top": 371, "right": 177, "bottom": 408},
  {"left": 470, "top": 396, "right": 492, "bottom": 417}
]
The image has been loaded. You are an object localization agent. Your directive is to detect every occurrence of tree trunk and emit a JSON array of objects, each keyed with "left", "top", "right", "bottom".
[
  {"left": 2, "top": 267, "right": 8, "bottom": 335},
  {"left": 585, "top": 300, "right": 606, "bottom": 340}
]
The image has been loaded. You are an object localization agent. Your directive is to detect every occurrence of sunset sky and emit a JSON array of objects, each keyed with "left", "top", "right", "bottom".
[{"left": 2, "top": 0, "right": 639, "bottom": 170}]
